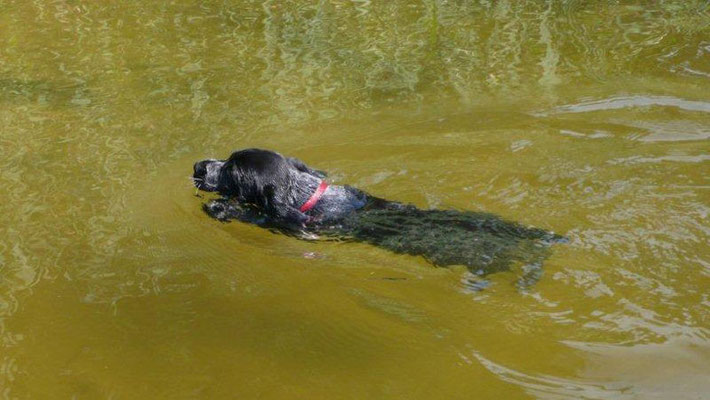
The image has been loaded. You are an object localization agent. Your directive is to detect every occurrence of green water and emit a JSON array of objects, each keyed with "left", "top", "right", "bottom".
[{"left": 1, "top": 1, "right": 709, "bottom": 398}]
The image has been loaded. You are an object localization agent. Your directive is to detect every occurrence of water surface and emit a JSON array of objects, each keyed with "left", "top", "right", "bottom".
[{"left": 1, "top": 1, "right": 709, "bottom": 399}]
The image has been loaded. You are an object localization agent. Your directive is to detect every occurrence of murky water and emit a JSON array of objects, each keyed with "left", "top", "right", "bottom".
[{"left": 1, "top": 1, "right": 709, "bottom": 398}]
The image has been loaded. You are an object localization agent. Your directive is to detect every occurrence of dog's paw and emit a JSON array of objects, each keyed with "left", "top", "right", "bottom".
[{"left": 203, "top": 199, "right": 237, "bottom": 222}]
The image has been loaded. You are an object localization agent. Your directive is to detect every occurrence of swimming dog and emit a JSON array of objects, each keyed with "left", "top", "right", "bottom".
[{"left": 193, "top": 148, "right": 565, "bottom": 286}]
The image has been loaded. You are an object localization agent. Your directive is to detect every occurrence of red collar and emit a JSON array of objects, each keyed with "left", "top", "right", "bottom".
[{"left": 299, "top": 180, "right": 328, "bottom": 213}]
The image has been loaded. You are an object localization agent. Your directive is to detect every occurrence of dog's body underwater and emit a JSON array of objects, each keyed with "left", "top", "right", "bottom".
[{"left": 193, "top": 148, "right": 565, "bottom": 285}]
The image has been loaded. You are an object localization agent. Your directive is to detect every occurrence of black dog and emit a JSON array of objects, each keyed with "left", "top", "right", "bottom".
[{"left": 193, "top": 148, "right": 565, "bottom": 286}]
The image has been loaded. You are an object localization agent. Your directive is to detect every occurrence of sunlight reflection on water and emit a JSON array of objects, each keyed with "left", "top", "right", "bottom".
[{"left": 1, "top": 0, "right": 709, "bottom": 398}]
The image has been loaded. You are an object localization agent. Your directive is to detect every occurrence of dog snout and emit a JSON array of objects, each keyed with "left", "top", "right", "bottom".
[
  {"left": 193, "top": 159, "right": 224, "bottom": 192},
  {"left": 193, "top": 160, "right": 209, "bottom": 179}
]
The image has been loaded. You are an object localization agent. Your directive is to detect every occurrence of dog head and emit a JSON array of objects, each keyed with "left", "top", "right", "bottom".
[
  {"left": 193, "top": 148, "right": 326, "bottom": 226},
  {"left": 194, "top": 149, "right": 288, "bottom": 196}
]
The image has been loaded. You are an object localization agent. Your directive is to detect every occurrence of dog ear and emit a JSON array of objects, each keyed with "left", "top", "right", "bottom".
[{"left": 287, "top": 157, "right": 327, "bottom": 178}]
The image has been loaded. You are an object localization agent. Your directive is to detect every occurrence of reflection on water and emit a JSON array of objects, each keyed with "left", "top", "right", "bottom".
[
  {"left": 470, "top": 350, "right": 632, "bottom": 400},
  {"left": 542, "top": 95, "right": 710, "bottom": 115},
  {"left": 1, "top": 0, "right": 709, "bottom": 398}
]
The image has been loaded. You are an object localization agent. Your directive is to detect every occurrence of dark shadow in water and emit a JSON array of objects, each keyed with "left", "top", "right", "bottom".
[{"left": 203, "top": 198, "right": 566, "bottom": 288}]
